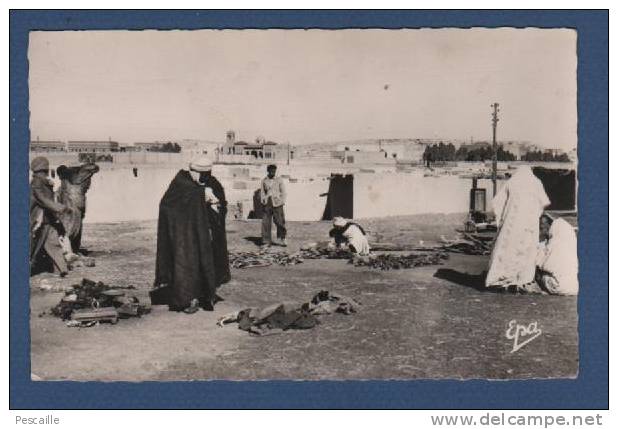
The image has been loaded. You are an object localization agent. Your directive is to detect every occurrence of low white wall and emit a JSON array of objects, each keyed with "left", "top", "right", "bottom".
[
  {"left": 85, "top": 167, "right": 178, "bottom": 224},
  {"left": 83, "top": 167, "right": 332, "bottom": 224},
  {"left": 353, "top": 172, "right": 503, "bottom": 219},
  {"left": 79, "top": 166, "right": 507, "bottom": 224},
  {"left": 31, "top": 154, "right": 573, "bottom": 224}
]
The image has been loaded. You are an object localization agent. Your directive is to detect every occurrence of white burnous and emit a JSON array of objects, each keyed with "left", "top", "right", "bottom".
[
  {"left": 536, "top": 218, "right": 578, "bottom": 295},
  {"left": 485, "top": 166, "right": 550, "bottom": 289}
]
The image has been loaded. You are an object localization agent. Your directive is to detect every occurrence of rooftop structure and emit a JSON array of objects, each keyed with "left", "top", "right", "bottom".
[
  {"left": 30, "top": 140, "right": 66, "bottom": 152},
  {"left": 133, "top": 142, "right": 166, "bottom": 151},
  {"left": 221, "top": 131, "right": 290, "bottom": 161},
  {"left": 67, "top": 140, "right": 119, "bottom": 153}
]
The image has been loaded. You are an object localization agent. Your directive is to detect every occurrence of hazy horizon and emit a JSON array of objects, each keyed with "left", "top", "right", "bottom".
[{"left": 29, "top": 29, "right": 577, "bottom": 150}]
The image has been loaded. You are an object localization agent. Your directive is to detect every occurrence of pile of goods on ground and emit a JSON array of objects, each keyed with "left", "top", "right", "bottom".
[
  {"left": 350, "top": 252, "right": 449, "bottom": 270},
  {"left": 228, "top": 247, "right": 352, "bottom": 269},
  {"left": 229, "top": 250, "right": 305, "bottom": 268},
  {"left": 438, "top": 233, "right": 493, "bottom": 255},
  {"left": 217, "top": 290, "right": 360, "bottom": 336},
  {"left": 370, "top": 233, "right": 493, "bottom": 256},
  {"left": 229, "top": 229, "right": 492, "bottom": 271},
  {"left": 298, "top": 247, "right": 354, "bottom": 260},
  {"left": 229, "top": 245, "right": 449, "bottom": 271},
  {"left": 50, "top": 278, "right": 150, "bottom": 327}
]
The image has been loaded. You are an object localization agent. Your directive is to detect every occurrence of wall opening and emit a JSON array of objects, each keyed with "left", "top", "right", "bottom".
[
  {"left": 532, "top": 167, "right": 576, "bottom": 211},
  {"left": 321, "top": 174, "right": 354, "bottom": 220}
]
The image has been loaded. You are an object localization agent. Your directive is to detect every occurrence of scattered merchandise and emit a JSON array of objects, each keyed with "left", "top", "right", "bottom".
[
  {"left": 351, "top": 252, "right": 449, "bottom": 270},
  {"left": 50, "top": 278, "right": 148, "bottom": 326},
  {"left": 71, "top": 307, "right": 119, "bottom": 325},
  {"left": 306, "top": 290, "right": 361, "bottom": 315},
  {"left": 439, "top": 233, "right": 493, "bottom": 255},
  {"left": 229, "top": 250, "right": 306, "bottom": 268},
  {"left": 230, "top": 246, "right": 447, "bottom": 271},
  {"left": 217, "top": 290, "right": 361, "bottom": 336},
  {"left": 299, "top": 247, "right": 353, "bottom": 260},
  {"left": 229, "top": 247, "right": 356, "bottom": 269}
]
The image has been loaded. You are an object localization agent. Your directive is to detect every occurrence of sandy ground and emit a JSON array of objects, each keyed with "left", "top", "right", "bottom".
[{"left": 29, "top": 214, "right": 578, "bottom": 381}]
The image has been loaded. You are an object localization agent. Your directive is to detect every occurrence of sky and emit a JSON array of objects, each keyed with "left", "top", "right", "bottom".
[{"left": 28, "top": 29, "right": 577, "bottom": 149}]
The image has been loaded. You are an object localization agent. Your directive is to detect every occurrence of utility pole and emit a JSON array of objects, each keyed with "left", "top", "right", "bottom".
[
  {"left": 287, "top": 142, "right": 290, "bottom": 165},
  {"left": 491, "top": 102, "right": 500, "bottom": 197}
]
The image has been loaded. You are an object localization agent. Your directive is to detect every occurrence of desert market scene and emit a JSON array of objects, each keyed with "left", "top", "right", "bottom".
[{"left": 27, "top": 29, "right": 579, "bottom": 381}]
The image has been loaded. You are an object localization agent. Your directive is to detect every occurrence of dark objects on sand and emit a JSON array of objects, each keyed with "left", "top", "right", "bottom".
[
  {"left": 229, "top": 246, "right": 351, "bottom": 269},
  {"left": 229, "top": 250, "right": 306, "bottom": 268},
  {"left": 370, "top": 233, "right": 492, "bottom": 256},
  {"left": 229, "top": 246, "right": 450, "bottom": 271},
  {"left": 352, "top": 252, "right": 449, "bottom": 270},
  {"left": 217, "top": 290, "right": 360, "bottom": 336},
  {"left": 438, "top": 233, "right": 493, "bottom": 256},
  {"left": 50, "top": 278, "right": 148, "bottom": 326}
]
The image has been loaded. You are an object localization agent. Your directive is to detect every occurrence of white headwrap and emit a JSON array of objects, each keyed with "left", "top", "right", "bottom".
[
  {"left": 491, "top": 165, "right": 550, "bottom": 225},
  {"left": 189, "top": 155, "right": 213, "bottom": 172},
  {"left": 333, "top": 217, "right": 347, "bottom": 227}
]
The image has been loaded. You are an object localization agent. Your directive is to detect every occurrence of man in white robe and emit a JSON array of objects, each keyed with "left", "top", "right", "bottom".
[
  {"left": 486, "top": 166, "right": 550, "bottom": 289},
  {"left": 536, "top": 217, "right": 578, "bottom": 295},
  {"left": 328, "top": 217, "right": 371, "bottom": 256}
]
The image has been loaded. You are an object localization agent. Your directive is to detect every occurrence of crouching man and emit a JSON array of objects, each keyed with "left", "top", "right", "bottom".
[
  {"left": 535, "top": 214, "right": 578, "bottom": 296},
  {"left": 328, "top": 217, "right": 370, "bottom": 256}
]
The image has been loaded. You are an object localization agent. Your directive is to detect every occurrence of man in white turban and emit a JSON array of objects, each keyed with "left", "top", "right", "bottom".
[
  {"left": 152, "top": 156, "right": 230, "bottom": 314},
  {"left": 328, "top": 216, "right": 371, "bottom": 256}
]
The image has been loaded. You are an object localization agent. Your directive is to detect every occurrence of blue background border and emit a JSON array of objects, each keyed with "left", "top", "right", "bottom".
[{"left": 9, "top": 10, "right": 608, "bottom": 409}]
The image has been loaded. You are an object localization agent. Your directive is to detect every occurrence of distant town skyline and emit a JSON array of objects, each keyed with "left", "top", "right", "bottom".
[{"left": 29, "top": 29, "right": 577, "bottom": 150}]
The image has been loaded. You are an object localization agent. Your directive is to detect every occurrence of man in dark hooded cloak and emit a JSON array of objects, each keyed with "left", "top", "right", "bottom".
[
  {"left": 153, "top": 156, "right": 230, "bottom": 313},
  {"left": 203, "top": 170, "right": 231, "bottom": 286}
]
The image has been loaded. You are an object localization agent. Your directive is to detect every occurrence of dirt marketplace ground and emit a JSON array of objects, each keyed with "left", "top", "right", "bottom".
[{"left": 29, "top": 214, "right": 578, "bottom": 381}]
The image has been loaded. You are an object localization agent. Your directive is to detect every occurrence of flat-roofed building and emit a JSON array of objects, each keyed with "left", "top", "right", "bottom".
[
  {"left": 223, "top": 140, "right": 289, "bottom": 160},
  {"left": 30, "top": 140, "right": 66, "bottom": 152},
  {"left": 133, "top": 142, "right": 165, "bottom": 152},
  {"left": 219, "top": 131, "right": 292, "bottom": 163},
  {"left": 67, "top": 140, "right": 119, "bottom": 153},
  {"left": 177, "top": 139, "right": 220, "bottom": 156}
]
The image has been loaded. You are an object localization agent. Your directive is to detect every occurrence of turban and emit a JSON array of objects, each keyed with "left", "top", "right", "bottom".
[
  {"left": 333, "top": 217, "right": 347, "bottom": 227},
  {"left": 30, "top": 156, "right": 49, "bottom": 172},
  {"left": 189, "top": 156, "right": 213, "bottom": 172}
]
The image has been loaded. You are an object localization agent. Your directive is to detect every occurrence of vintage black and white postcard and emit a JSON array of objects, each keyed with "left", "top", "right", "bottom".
[
  {"left": 26, "top": 27, "right": 581, "bottom": 381},
  {"left": 10, "top": 9, "right": 609, "bottom": 411}
]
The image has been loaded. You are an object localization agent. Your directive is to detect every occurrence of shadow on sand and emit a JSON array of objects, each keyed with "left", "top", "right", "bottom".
[
  {"left": 434, "top": 268, "right": 489, "bottom": 292},
  {"left": 243, "top": 236, "right": 264, "bottom": 247}
]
